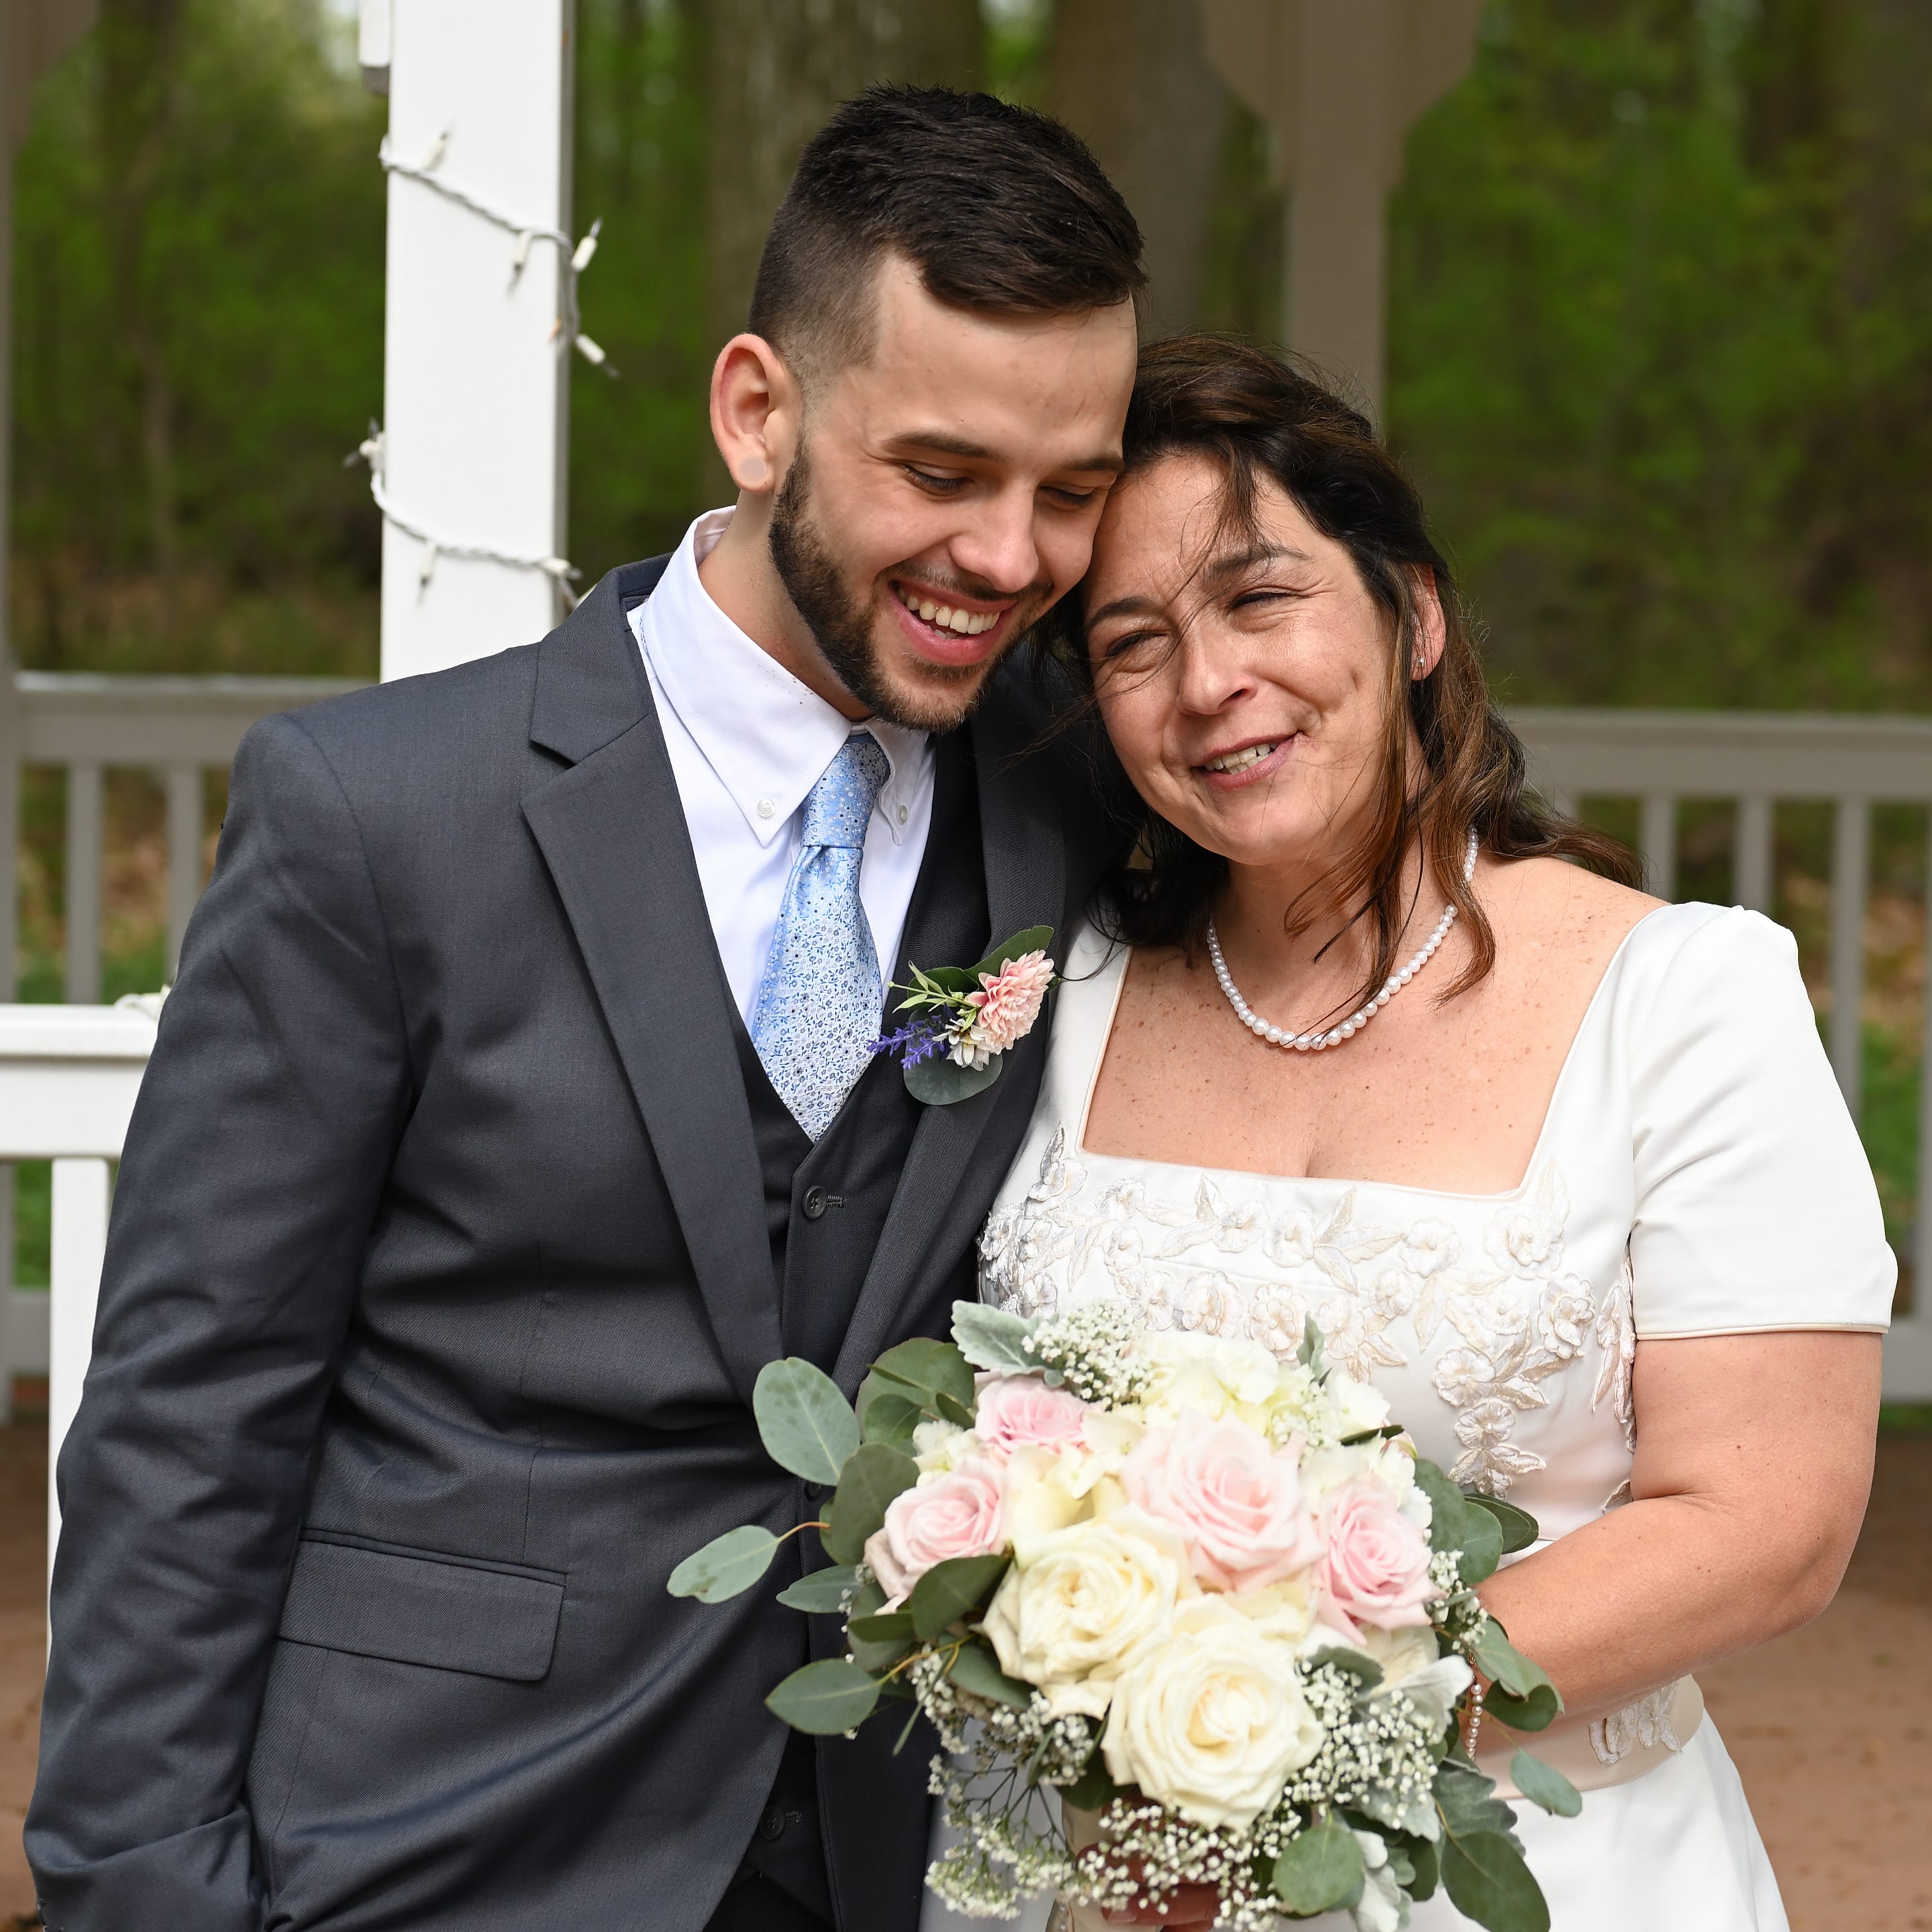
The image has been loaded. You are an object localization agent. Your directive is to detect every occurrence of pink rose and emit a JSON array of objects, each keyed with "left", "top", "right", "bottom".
[
  {"left": 1317, "top": 1479, "right": 1433, "bottom": 1639},
  {"left": 862, "top": 1460, "right": 1005, "bottom": 1605},
  {"left": 1122, "top": 1410, "right": 1321, "bottom": 1594},
  {"left": 965, "top": 951, "right": 1054, "bottom": 1055},
  {"left": 972, "top": 1373, "right": 1090, "bottom": 1458}
]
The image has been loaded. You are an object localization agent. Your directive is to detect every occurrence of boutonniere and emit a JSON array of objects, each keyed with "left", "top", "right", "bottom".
[{"left": 870, "top": 925, "right": 1057, "bottom": 1105}]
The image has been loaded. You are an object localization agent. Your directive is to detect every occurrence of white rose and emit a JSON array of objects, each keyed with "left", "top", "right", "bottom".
[
  {"left": 1001, "top": 1445, "right": 1090, "bottom": 1540},
  {"left": 1223, "top": 1574, "right": 1318, "bottom": 1650},
  {"left": 1325, "top": 1370, "right": 1392, "bottom": 1439},
  {"left": 1102, "top": 1597, "right": 1325, "bottom": 1829},
  {"left": 913, "top": 1419, "right": 974, "bottom": 1474},
  {"left": 982, "top": 1509, "right": 1188, "bottom": 1718},
  {"left": 1360, "top": 1623, "right": 1439, "bottom": 1687}
]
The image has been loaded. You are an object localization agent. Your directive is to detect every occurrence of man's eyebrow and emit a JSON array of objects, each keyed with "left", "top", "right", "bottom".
[
  {"left": 1085, "top": 544, "right": 1315, "bottom": 629},
  {"left": 884, "top": 429, "right": 1125, "bottom": 476}
]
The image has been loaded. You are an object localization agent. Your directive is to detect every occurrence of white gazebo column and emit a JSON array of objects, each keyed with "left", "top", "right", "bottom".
[
  {"left": 368, "top": 0, "right": 580, "bottom": 680},
  {"left": 1199, "top": 0, "right": 1482, "bottom": 425}
]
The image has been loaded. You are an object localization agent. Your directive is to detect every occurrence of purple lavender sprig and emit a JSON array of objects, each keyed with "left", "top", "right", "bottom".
[{"left": 869, "top": 1019, "right": 950, "bottom": 1070}]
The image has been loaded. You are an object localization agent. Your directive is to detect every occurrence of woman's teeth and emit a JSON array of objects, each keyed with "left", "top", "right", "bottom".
[
  {"left": 1203, "top": 742, "right": 1279, "bottom": 774},
  {"left": 896, "top": 587, "right": 999, "bottom": 637}
]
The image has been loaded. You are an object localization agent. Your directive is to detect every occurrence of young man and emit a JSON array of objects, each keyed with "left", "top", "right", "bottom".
[{"left": 27, "top": 87, "right": 1141, "bottom": 1932}]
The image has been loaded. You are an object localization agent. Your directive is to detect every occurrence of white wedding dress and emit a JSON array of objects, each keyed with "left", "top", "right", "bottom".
[{"left": 923, "top": 901, "right": 1893, "bottom": 1932}]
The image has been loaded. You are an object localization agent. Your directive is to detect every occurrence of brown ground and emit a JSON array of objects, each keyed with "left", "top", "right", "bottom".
[{"left": 0, "top": 1424, "right": 1924, "bottom": 1929}]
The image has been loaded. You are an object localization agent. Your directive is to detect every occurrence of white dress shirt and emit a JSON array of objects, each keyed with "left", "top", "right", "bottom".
[{"left": 630, "top": 508, "right": 937, "bottom": 1022}]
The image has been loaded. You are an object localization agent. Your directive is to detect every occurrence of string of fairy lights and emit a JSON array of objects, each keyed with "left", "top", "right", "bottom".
[{"left": 352, "top": 132, "right": 613, "bottom": 607}]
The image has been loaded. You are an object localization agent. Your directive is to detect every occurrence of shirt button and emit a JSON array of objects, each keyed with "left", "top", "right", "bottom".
[
  {"left": 803, "top": 1186, "right": 828, "bottom": 1221},
  {"left": 756, "top": 797, "right": 776, "bottom": 820},
  {"left": 896, "top": 804, "right": 909, "bottom": 825}
]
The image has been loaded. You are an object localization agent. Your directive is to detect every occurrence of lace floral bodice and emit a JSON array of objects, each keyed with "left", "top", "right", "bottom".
[{"left": 978, "top": 905, "right": 1891, "bottom": 1552}]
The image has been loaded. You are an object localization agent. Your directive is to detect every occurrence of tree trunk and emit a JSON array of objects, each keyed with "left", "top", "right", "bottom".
[
  {"left": 95, "top": 0, "right": 185, "bottom": 586},
  {"left": 1047, "top": 0, "right": 1228, "bottom": 336},
  {"left": 704, "top": 0, "right": 982, "bottom": 356}
]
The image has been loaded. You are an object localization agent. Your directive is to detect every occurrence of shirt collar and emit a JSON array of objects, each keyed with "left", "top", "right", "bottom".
[{"left": 635, "top": 507, "right": 931, "bottom": 848}]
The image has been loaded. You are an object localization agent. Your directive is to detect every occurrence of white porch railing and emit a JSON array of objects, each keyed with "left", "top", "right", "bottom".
[
  {"left": 0, "top": 1004, "right": 156, "bottom": 1588},
  {"left": 5, "top": 671, "right": 367, "bottom": 1001},
  {"left": 5, "top": 694, "right": 1932, "bottom": 1596}
]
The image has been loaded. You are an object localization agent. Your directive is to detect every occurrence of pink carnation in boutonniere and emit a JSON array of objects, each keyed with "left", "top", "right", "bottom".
[
  {"left": 958, "top": 950, "right": 1055, "bottom": 1066},
  {"left": 870, "top": 925, "right": 1058, "bottom": 1105}
]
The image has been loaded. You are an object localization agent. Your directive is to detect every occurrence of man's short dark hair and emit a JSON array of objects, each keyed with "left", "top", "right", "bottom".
[{"left": 748, "top": 85, "right": 1146, "bottom": 383}]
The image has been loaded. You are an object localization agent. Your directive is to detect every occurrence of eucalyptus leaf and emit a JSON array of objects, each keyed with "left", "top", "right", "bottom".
[
  {"left": 1484, "top": 1683, "right": 1562, "bottom": 1733},
  {"left": 1509, "top": 1749, "right": 1582, "bottom": 1818},
  {"left": 1472, "top": 1624, "right": 1560, "bottom": 1707},
  {"left": 666, "top": 1524, "right": 778, "bottom": 1603},
  {"left": 952, "top": 1301, "right": 1040, "bottom": 1373},
  {"left": 766, "top": 1658, "right": 883, "bottom": 1735},
  {"left": 1413, "top": 1458, "right": 1469, "bottom": 1556},
  {"left": 934, "top": 1389, "right": 977, "bottom": 1428},
  {"left": 1058, "top": 1750, "right": 1123, "bottom": 1813},
  {"left": 869, "top": 1339, "right": 977, "bottom": 1415},
  {"left": 1457, "top": 1501, "right": 1505, "bottom": 1586},
  {"left": 907, "top": 1553, "right": 1009, "bottom": 1641},
  {"left": 1440, "top": 1829, "right": 1549, "bottom": 1932},
  {"left": 821, "top": 1443, "right": 919, "bottom": 1564},
  {"left": 905, "top": 1052, "right": 1003, "bottom": 1106},
  {"left": 1407, "top": 1835, "right": 1440, "bottom": 1902},
  {"left": 969, "top": 924, "right": 1055, "bottom": 980},
  {"left": 753, "top": 1357, "right": 860, "bottom": 1486},
  {"left": 858, "top": 1390, "right": 923, "bottom": 1453},
  {"left": 1466, "top": 1492, "right": 1540, "bottom": 1555},
  {"left": 948, "top": 1641, "right": 1033, "bottom": 1711},
  {"left": 848, "top": 1611, "right": 915, "bottom": 1643},
  {"left": 776, "top": 1566, "right": 855, "bottom": 1613},
  {"left": 1272, "top": 1818, "right": 1366, "bottom": 1916}
]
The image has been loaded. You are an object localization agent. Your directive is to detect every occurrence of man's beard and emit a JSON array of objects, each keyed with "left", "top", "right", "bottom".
[{"left": 767, "top": 445, "right": 997, "bottom": 733}]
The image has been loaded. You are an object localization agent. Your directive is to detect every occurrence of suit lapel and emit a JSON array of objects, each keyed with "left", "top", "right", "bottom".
[
  {"left": 521, "top": 564, "right": 782, "bottom": 1406},
  {"left": 833, "top": 687, "right": 1067, "bottom": 1385}
]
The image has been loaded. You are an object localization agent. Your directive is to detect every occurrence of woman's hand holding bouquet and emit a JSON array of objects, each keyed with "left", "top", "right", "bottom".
[{"left": 670, "top": 1302, "right": 1578, "bottom": 1931}]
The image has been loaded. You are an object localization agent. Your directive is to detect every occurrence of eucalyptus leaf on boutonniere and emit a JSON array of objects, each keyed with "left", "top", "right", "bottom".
[{"left": 870, "top": 926, "right": 1056, "bottom": 1105}]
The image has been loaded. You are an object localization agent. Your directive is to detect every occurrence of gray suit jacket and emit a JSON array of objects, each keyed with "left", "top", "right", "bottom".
[{"left": 26, "top": 558, "right": 1115, "bottom": 1931}]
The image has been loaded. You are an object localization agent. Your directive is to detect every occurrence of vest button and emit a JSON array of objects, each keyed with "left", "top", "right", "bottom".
[
  {"left": 758, "top": 1804, "right": 787, "bottom": 1841},
  {"left": 803, "top": 1186, "right": 828, "bottom": 1221}
]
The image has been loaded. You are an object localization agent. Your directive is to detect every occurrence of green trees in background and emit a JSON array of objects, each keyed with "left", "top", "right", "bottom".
[
  {"left": 1390, "top": 0, "right": 1932, "bottom": 709},
  {"left": 8, "top": 0, "right": 1931, "bottom": 708}
]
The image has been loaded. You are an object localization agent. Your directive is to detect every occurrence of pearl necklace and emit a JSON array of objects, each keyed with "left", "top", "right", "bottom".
[{"left": 1207, "top": 829, "right": 1480, "bottom": 1052}]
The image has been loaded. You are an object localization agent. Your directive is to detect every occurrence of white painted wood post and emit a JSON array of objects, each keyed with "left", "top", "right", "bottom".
[
  {"left": 64, "top": 760, "right": 102, "bottom": 1003},
  {"left": 164, "top": 764, "right": 202, "bottom": 978},
  {"left": 48, "top": 1155, "right": 111, "bottom": 1587},
  {"left": 1639, "top": 793, "right": 1677, "bottom": 902},
  {"left": 376, "top": 0, "right": 578, "bottom": 681},
  {"left": 1734, "top": 793, "right": 1774, "bottom": 914},
  {"left": 1829, "top": 797, "right": 1868, "bottom": 1119}
]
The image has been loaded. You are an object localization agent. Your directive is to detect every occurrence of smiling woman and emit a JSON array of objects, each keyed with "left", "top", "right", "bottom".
[
  {"left": 1041, "top": 336, "right": 1636, "bottom": 1022},
  {"left": 983, "top": 334, "right": 1892, "bottom": 1932}
]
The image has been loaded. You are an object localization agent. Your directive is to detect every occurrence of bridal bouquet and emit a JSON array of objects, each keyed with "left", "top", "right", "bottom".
[{"left": 670, "top": 1302, "right": 1578, "bottom": 1932}]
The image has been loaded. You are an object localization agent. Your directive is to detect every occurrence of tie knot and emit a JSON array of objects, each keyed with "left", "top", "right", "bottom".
[{"left": 800, "top": 732, "right": 891, "bottom": 850}]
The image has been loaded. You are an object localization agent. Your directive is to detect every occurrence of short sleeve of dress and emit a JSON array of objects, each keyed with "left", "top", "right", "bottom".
[{"left": 1625, "top": 904, "right": 1895, "bottom": 1337}]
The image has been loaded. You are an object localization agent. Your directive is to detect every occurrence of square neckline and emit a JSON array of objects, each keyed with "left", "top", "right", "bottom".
[{"left": 1072, "top": 903, "right": 1676, "bottom": 1205}]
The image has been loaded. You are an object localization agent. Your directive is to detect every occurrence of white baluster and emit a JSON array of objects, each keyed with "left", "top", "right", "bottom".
[
  {"left": 1733, "top": 794, "right": 1774, "bottom": 915},
  {"left": 1639, "top": 793, "right": 1677, "bottom": 901},
  {"left": 1829, "top": 798, "right": 1869, "bottom": 1120},
  {"left": 64, "top": 761, "right": 103, "bottom": 1005},
  {"left": 1915, "top": 814, "right": 1932, "bottom": 1333},
  {"left": 0, "top": 1164, "right": 11, "bottom": 1427},
  {"left": 48, "top": 1155, "right": 111, "bottom": 1594}
]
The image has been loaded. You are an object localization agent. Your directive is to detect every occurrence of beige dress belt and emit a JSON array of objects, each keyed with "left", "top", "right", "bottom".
[{"left": 1481, "top": 1674, "right": 1705, "bottom": 1798}]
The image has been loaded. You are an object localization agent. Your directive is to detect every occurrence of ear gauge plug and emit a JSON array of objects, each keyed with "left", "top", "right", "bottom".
[{"left": 737, "top": 454, "right": 770, "bottom": 489}]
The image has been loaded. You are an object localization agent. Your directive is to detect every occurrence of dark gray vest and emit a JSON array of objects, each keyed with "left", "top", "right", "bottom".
[{"left": 727, "top": 733, "right": 986, "bottom": 1920}]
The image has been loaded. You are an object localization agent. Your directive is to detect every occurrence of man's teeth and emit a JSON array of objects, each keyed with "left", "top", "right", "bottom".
[
  {"left": 898, "top": 589, "right": 999, "bottom": 636},
  {"left": 1203, "top": 743, "right": 1279, "bottom": 774}
]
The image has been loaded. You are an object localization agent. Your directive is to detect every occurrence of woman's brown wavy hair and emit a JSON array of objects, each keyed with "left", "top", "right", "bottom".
[{"left": 1039, "top": 335, "right": 1637, "bottom": 1019}]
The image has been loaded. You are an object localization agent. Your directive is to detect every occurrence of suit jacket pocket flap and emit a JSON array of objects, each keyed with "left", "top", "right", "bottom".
[{"left": 278, "top": 1538, "right": 564, "bottom": 1682}]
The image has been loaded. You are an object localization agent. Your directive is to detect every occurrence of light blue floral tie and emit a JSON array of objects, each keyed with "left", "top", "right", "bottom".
[{"left": 750, "top": 731, "right": 893, "bottom": 1140}]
